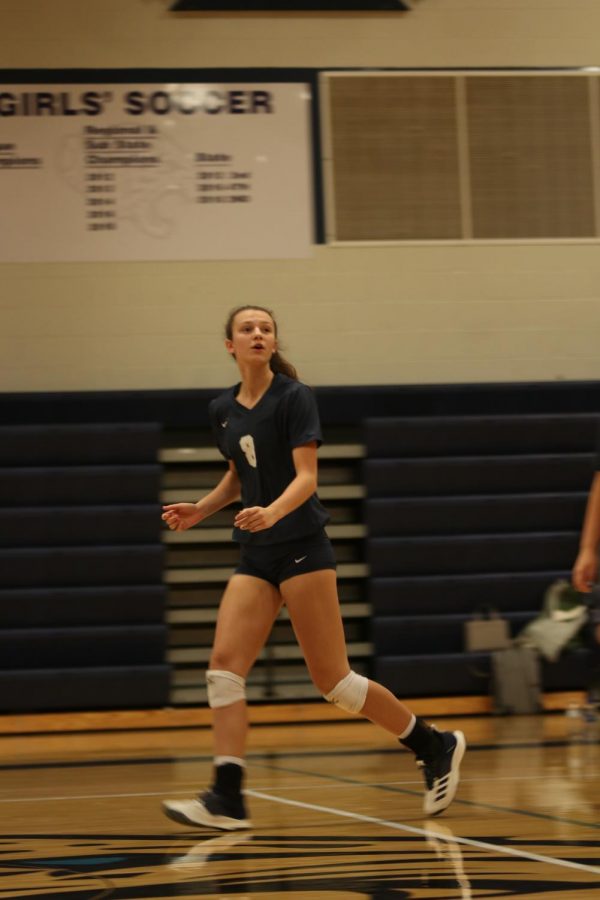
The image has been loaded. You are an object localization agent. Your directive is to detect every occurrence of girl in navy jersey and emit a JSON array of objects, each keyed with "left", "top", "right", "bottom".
[{"left": 162, "top": 305, "right": 465, "bottom": 830}]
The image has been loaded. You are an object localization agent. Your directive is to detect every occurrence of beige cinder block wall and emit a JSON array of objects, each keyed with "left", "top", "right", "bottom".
[{"left": 2, "top": 0, "right": 600, "bottom": 391}]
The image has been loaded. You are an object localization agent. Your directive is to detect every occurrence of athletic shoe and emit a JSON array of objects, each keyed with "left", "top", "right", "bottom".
[
  {"left": 417, "top": 728, "right": 466, "bottom": 816},
  {"left": 162, "top": 789, "right": 251, "bottom": 831}
]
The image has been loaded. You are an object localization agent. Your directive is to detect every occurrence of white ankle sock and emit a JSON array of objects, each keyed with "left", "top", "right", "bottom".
[
  {"left": 215, "top": 755, "right": 245, "bottom": 768},
  {"left": 397, "top": 714, "right": 416, "bottom": 740}
]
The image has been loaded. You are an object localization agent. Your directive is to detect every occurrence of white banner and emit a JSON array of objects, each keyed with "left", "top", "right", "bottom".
[{"left": 0, "top": 83, "right": 313, "bottom": 261}]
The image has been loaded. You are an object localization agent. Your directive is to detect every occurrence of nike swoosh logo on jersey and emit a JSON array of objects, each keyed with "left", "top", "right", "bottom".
[
  {"left": 294, "top": 556, "right": 307, "bottom": 564},
  {"left": 221, "top": 420, "right": 228, "bottom": 428}
]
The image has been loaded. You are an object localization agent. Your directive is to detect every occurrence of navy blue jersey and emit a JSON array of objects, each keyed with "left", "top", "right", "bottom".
[{"left": 209, "top": 373, "right": 329, "bottom": 545}]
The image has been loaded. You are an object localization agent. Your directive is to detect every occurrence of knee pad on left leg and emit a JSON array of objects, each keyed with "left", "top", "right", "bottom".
[{"left": 323, "top": 670, "right": 368, "bottom": 714}]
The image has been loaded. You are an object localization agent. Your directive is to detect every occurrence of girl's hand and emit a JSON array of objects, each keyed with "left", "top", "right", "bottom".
[
  {"left": 572, "top": 547, "right": 598, "bottom": 592},
  {"left": 234, "top": 506, "right": 279, "bottom": 533},
  {"left": 162, "top": 503, "right": 202, "bottom": 532}
]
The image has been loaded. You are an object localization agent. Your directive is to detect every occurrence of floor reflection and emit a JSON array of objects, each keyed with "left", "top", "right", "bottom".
[
  {"left": 1, "top": 825, "right": 599, "bottom": 897},
  {"left": 165, "top": 826, "right": 476, "bottom": 898},
  {"left": 423, "top": 819, "right": 472, "bottom": 899}
]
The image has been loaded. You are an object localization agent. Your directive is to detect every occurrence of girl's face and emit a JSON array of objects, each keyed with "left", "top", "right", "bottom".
[{"left": 226, "top": 308, "right": 278, "bottom": 367}]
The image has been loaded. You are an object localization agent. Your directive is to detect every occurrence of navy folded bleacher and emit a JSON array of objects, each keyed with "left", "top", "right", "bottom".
[
  {"left": 0, "top": 546, "right": 164, "bottom": 587},
  {"left": 0, "top": 423, "right": 160, "bottom": 465},
  {"left": 366, "top": 413, "right": 597, "bottom": 700},
  {"left": 0, "top": 625, "right": 166, "bottom": 668},
  {"left": 365, "top": 454, "right": 594, "bottom": 497},
  {"left": 373, "top": 612, "right": 532, "bottom": 656},
  {"left": 0, "top": 667, "right": 170, "bottom": 712},
  {"left": 0, "top": 423, "right": 169, "bottom": 712},
  {"left": 0, "top": 586, "right": 165, "bottom": 627},
  {"left": 370, "top": 571, "right": 567, "bottom": 616},
  {"left": 0, "top": 506, "right": 160, "bottom": 546},
  {"left": 376, "top": 650, "right": 591, "bottom": 698},
  {"left": 365, "top": 413, "right": 598, "bottom": 457},
  {"left": 367, "top": 493, "right": 587, "bottom": 536},
  {"left": 369, "top": 532, "right": 579, "bottom": 576},
  {"left": 0, "top": 465, "right": 160, "bottom": 506}
]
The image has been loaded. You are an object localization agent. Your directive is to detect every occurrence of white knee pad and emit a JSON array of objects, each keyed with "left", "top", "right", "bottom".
[
  {"left": 206, "top": 669, "right": 246, "bottom": 709},
  {"left": 323, "top": 670, "right": 368, "bottom": 715}
]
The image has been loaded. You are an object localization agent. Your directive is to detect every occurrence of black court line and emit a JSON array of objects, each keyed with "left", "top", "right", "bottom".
[
  {"left": 1, "top": 743, "right": 599, "bottom": 832},
  {"left": 248, "top": 757, "right": 600, "bottom": 833},
  {"left": 0, "top": 738, "right": 584, "bottom": 773}
]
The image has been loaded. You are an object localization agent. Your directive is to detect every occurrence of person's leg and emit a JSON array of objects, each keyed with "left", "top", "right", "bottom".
[
  {"left": 280, "top": 569, "right": 465, "bottom": 816},
  {"left": 163, "top": 574, "right": 282, "bottom": 830},
  {"left": 586, "top": 615, "right": 600, "bottom": 709},
  {"left": 281, "top": 570, "right": 415, "bottom": 731},
  {"left": 208, "top": 574, "right": 282, "bottom": 758}
]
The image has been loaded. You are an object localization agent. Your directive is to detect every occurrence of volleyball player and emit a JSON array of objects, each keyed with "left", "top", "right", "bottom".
[
  {"left": 572, "top": 466, "right": 600, "bottom": 711},
  {"left": 161, "top": 305, "right": 466, "bottom": 830}
]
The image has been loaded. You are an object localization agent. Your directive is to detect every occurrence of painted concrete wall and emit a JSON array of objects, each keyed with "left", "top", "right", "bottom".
[{"left": 2, "top": 0, "right": 600, "bottom": 390}]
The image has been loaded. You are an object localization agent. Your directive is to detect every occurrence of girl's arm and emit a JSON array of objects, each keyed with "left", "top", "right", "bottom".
[
  {"left": 234, "top": 442, "right": 318, "bottom": 533},
  {"left": 573, "top": 471, "right": 600, "bottom": 592},
  {"left": 162, "top": 460, "right": 241, "bottom": 531}
]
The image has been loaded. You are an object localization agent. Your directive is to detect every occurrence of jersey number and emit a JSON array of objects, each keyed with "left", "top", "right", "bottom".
[{"left": 239, "top": 435, "right": 257, "bottom": 468}]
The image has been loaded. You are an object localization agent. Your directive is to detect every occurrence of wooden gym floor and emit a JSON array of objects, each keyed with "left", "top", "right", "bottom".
[{"left": 0, "top": 711, "right": 599, "bottom": 899}]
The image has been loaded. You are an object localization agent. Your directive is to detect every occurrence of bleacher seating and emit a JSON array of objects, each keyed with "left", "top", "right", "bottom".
[
  {"left": 366, "top": 413, "right": 598, "bottom": 698},
  {"left": 0, "top": 423, "right": 169, "bottom": 712},
  {"left": 2, "top": 384, "right": 600, "bottom": 715}
]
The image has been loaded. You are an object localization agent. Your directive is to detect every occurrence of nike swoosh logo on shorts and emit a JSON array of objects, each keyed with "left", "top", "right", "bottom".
[{"left": 294, "top": 556, "right": 307, "bottom": 564}]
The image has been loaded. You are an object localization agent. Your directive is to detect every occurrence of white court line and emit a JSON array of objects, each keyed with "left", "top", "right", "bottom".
[
  {"left": 3, "top": 781, "right": 600, "bottom": 877},
  {"left": 0, "top": 772, "right": 597, "bottom": 803},
  {"left": 246, "top": 788, "right": 600, "bottom": 878}
]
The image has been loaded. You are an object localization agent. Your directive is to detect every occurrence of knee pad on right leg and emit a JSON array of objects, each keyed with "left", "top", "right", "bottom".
[
  {"left": 323, "top": 670, "right": 368, "bottom": 715},
  {"left": 206, "top": 669, "right": 246, "bottom": 709}
]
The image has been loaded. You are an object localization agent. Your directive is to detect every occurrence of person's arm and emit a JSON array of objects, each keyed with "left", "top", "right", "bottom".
[
  {"left": 234, "top": 442, "right": 318, "bottom": 533},
  {"left": 162, "top": 460, "right": 241, "bottom": 531},
  {"left": 572, "top": 472, "right": 600, "bottom": 592}
]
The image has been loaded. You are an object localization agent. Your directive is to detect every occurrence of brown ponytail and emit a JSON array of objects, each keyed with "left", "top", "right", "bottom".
[
  {"left": 270, "top": 349, "right": 297, "bottom": 380},
  {"left": 224, "top": 305, "right": 298, "bottom": 381}
]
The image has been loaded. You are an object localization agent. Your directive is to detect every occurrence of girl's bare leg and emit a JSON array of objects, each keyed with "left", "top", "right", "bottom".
[
  {"left": 162, "top": 574, "right": 281, "bottom": 830},
  {"left": 208, "top": 573, "right": 282, "bottom": 757},
  {"left": 280, "top": 569, "right": 413, "bottom": 734},
  {"left": 280, "top": 568, "right": 466, "bottom": 817}
]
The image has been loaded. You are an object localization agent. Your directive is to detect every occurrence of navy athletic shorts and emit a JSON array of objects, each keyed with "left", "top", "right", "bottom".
[{"left": 234, "top": 528, "right": 337, "bottom": 587}]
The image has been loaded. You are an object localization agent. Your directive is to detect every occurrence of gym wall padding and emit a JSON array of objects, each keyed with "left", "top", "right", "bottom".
[{"left": 0, "top": 423, "right": 169, "bottom": 712}]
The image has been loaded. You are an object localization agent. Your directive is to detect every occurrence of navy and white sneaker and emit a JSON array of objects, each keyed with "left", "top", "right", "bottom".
[
  {"left": 417, "top": 729, "right": 466, "bottom": 816},
  {"left": 162, "top": 789, "right": 251, "bottom": 831}
]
